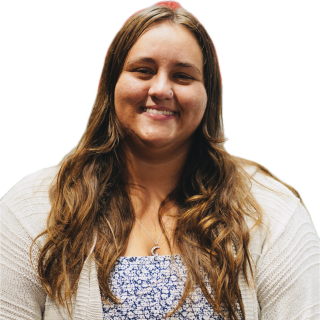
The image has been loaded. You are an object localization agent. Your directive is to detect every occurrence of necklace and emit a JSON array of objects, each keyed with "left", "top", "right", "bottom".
[{"left": 135, "top": 217, "right": 169, "bottom": 256}]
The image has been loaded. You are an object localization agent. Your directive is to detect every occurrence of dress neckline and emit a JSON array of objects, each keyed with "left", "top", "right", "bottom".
[{"left": 117, "top": 254, "right": 181, "bottom": 264}]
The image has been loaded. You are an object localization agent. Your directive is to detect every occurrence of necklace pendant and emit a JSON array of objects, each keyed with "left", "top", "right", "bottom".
[{"left": 151, "top": 246, "right": 160, "bottom": 256}]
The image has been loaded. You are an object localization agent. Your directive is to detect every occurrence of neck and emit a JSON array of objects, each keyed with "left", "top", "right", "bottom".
[{"left": 121, "top": 137, "right": 191, "bottom": 220}]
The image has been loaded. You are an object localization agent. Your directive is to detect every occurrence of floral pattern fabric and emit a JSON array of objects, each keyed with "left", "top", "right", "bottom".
[{"left": 102, "top": 255, "right": 241, "bottom": 319}]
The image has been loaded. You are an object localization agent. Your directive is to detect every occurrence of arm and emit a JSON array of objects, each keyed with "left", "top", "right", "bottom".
[
  {"left": 256, "top": 202, "right": 320, "bottom": 320},
  {"left": 0, "top": 202, "right": 46, "bottom": 320}
]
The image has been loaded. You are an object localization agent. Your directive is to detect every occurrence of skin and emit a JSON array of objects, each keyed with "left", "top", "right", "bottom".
[{"left": 114, "top": 21, "right": 207, "bottom": 256}]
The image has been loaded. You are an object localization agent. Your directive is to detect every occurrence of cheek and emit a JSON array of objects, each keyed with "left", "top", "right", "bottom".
[
  {"left": 183, "top": 86, "right": 207, "bottom": 124},
  {"left": 114, "top": 74, "right": 147, "bottom": 112}
]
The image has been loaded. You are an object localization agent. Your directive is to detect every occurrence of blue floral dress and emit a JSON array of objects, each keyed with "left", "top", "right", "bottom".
[{"left": 102, "top": 255, "right": 242, "bottom": 319}]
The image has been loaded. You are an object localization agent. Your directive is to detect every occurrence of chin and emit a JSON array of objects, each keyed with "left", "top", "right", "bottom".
[{"left": 139, "top": 136, "right": 175, "bottom": 149}]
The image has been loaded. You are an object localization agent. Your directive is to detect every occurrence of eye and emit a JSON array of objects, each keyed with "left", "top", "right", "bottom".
[
  {"left": 135, "top": 68, "right": 153, "bottom": 75},
  {"left": 177, "top": 74, "right": 192, "bottom": 80},
  {"left": 135, "top": 69, "right": 192, "bottom": 80}
]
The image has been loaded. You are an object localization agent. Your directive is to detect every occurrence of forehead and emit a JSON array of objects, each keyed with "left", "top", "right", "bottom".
[{"left": 124, "top": 21, "right": 203, "bottom": 70}]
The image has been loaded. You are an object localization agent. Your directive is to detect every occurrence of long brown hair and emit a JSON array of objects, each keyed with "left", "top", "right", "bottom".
[{"left": 32, "top": 3, "right": 302, "bottom": 319}]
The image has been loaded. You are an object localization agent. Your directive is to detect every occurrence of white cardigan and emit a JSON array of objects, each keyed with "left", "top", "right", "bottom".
[{"left": 0, "top": 166, "right": 319, "bottom": 320}]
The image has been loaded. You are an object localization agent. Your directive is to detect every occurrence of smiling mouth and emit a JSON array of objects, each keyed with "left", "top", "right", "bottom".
[
  {"left": 140, "top": 107, "right": 178, "bottom": 121},
  {"left": 142, "top": 108, "right": 176, "bottom": 115}
]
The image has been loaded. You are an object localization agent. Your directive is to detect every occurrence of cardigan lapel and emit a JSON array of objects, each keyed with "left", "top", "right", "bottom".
[{"left": 73, "top": 232, "right": 103, "bottom": 320}]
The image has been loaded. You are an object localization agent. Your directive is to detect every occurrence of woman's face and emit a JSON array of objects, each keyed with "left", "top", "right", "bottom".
[{"left": 114, "top": 21, "right": 207, "bottom": 151}]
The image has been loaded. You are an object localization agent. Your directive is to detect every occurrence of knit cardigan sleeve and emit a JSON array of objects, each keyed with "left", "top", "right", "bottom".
[
  {"left": 247, "top": 171, "right": 320, "bottom": 320},
  {"left": 0, "top": 201, "right": 46, "bottom": 319}
]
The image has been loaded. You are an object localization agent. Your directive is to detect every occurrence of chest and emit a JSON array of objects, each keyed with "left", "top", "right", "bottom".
[{"left": 121, "top": 223, "right": 178, "bottom": 257}]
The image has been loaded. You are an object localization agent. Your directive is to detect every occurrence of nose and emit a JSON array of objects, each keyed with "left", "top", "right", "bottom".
[{"left": 148, "top": 73, "right": 173, "bottom": 100}]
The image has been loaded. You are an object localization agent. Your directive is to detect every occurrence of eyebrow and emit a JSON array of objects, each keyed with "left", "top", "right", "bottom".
[{"left": 126, "top": 56, "right": 202, "bottom": 75}]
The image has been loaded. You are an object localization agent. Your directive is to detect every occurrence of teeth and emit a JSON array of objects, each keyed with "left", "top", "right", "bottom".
[{"left": 144, "top": 108, "right": 174, "bottom": 115}]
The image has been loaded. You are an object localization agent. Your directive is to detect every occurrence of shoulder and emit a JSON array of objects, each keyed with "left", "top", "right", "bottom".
[
  {"left": 0, "top": 166, "right": 60, "bottom": 247},
  {"left": 241, "top": 166, "right": 320, "bottom": 319},
  {"left": 250, "top": 166, "right": 300, "bottom": 223},
  {"left": 243, "top": 165, "right": 301, "bottom": 225},
  {"left": 242, "top": 165, "right": 307, "bottom": 248}
]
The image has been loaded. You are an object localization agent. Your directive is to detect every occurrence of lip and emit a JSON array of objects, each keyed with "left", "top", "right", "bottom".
[
  {"left": 143, "top": 112, "right": 176, "bottom": 120},
  {"left": 143, "top": 105, "right": 177, "bottom": 112}
]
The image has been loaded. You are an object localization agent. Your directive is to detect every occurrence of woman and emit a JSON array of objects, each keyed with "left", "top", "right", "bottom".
[{"left": 0, "top": 2, "right": 319, "bottom": 319}]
